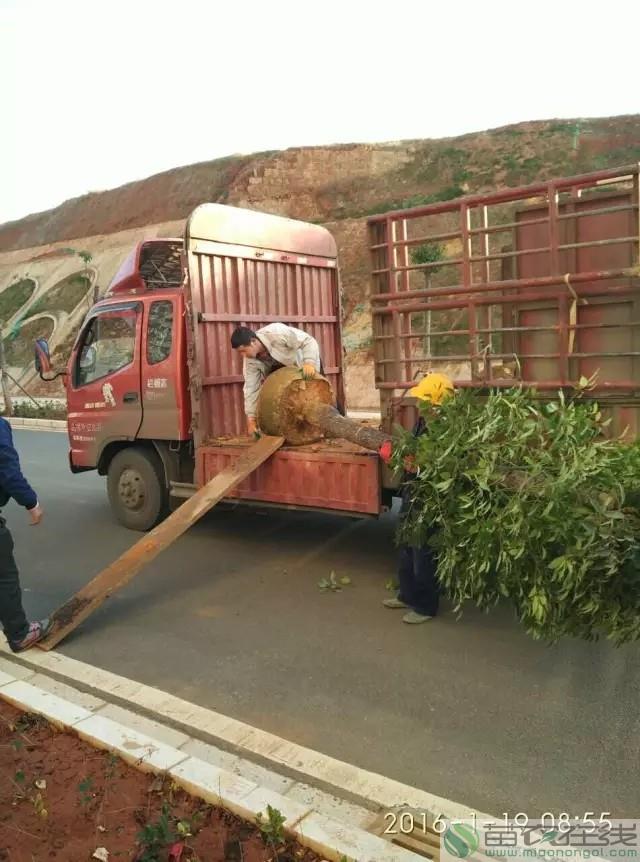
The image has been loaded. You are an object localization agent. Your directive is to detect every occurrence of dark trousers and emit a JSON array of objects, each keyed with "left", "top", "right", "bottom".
[
  {"left": 0, "top": 521, "right": 28, "bottom": 643},
  {"left": 398, "top": 483, "right": 440, "bottom": 616},
  {"left": 397, "top": 542, "right": 440, "bottom": 617}
]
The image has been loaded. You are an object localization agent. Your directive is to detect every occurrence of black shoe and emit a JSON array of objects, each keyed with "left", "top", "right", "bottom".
[{"left": 9, "top": 618, "right": 52, "bottom": 653}]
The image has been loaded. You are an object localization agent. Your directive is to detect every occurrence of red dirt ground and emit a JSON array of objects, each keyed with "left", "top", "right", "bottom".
[{"left": 0, "top": 700, "right": 322, "bottom": 862}]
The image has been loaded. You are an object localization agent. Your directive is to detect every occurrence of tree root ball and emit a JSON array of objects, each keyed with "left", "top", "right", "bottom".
[{"left": 257, "top": 367, "right": 334, "bottom": 445}]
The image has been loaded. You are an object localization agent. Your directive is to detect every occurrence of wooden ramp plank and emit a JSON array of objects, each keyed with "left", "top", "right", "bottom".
[{"left": 38, "top": 436, "right": 285, "bottom": 650}]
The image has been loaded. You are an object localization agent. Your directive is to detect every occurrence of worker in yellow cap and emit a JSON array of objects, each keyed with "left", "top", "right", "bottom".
[
  {"left": 407, "top": 371, "right": 454, "bottom": 405},
  {"left": 380, "top": 372, "right": 454, "bottom": 624}
]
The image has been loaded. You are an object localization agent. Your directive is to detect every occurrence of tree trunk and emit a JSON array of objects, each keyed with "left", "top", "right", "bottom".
[
  {"left": 308, "top": 403, "right": 390, "bottom": 451},
  {"left": 257, "top": 367, "right": 390, "bottom": 451}
]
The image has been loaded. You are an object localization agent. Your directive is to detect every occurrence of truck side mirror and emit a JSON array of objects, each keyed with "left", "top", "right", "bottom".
[
  {"left": 34, "top": 339, "right": 51, "bottom": 375},
  {"left": 34, "top": 338, "right": 67, "bottom": 381}
]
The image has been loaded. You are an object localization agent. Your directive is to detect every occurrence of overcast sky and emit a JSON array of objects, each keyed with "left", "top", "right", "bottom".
[{"left": 2, "top": 0, "right": 638, "bottom": 225}]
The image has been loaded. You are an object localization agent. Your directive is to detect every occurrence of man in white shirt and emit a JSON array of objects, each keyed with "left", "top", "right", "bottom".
[{"left": 231, "top": 323, "right": 322, "bottom": 436}]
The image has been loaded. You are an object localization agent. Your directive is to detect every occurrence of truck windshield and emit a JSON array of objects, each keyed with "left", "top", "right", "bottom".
[{"left": 75, "top": 308, "right": 138, "bottom": 387}]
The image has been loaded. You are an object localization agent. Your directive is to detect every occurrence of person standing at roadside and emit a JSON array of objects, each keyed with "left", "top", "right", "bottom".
[
  {"left": 0, "top": 417, "right": 51, "bottom": 651},
  {"left": 379, "top": 373, "right": 454, "bottom": 624}
]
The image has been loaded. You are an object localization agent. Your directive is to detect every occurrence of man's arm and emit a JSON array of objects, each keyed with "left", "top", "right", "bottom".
[
  {"left": 287, "top": 326, "right": 320, "bottom": 366},
  {"left": 0, "top": 421, "right": 38, "bottom": 510},
  {"left": 243, "top": 358, "right": 265, "bottom": 423},
  {"left": 279, "top": 325, "right": 320, "bottom": 377}
]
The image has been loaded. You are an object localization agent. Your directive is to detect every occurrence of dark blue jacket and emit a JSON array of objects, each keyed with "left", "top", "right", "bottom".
[{"left": 0, "top": 419, "right": 37, "bottom": 510}]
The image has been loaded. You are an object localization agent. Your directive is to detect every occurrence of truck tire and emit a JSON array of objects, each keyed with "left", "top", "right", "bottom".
[{"left": 107, "top": 447, "right": 168, "bottom": 531}]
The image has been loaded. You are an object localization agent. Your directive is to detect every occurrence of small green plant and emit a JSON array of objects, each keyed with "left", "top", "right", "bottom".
[
  {"left": 77, "top": 776, "right": 94, "bottom": 807},
  {"left": 318, "top": 571, "right": 352, "bottom": 592},
  {"left": 411, "top": 242, "right": 445, "bottom": 273},
  {"left": 105, "top": 751, "right": 119, "bottom": 779},
  {"left": 13, "top": 712, "right": 43, "bottom": 733},
  {"left": 9, "top": 769, "right": 27, "bottom": 806},
  {"left": 257, "top": 804, "right": 286, "bottom": 847},
  {"left": 136, "top": 804, "right": 177, "bottom": 862}
]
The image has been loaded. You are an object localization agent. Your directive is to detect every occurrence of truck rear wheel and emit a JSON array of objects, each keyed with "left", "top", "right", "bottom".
[{"left": 107, "top": 447, "right": 168, "bottom": 531}]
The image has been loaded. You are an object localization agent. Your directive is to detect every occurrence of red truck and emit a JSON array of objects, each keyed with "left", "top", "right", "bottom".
[
  {"left": 37, "top": 205, "right": 384, "bottom": 530},
  {"left": 35, "top": 164, "right": 640, "bottom": 531}
]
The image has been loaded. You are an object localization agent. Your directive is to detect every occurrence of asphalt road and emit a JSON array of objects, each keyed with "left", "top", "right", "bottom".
[{"left": 9, "top": 430, "right": 640, "bottom": 819}]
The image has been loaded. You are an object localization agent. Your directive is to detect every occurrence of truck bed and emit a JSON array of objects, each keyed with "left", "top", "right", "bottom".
[{"left": 197, "top": 437, "right": 380, "bottom": 515}]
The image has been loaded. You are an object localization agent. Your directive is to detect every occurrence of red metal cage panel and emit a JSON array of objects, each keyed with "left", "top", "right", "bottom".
[
  {"left": 184, "top": 205, "right": 345, "bottom": 445},
  {"left": 368, "top": 165, "right": 640, "bottom": 435}
]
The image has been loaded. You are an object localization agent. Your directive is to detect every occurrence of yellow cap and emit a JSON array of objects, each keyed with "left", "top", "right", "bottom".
[{"left": 408, "top": 372, "right": 454, "bottom": 404}]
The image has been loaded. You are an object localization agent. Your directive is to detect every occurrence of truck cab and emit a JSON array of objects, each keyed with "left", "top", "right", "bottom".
[
  {"left": 68, "top": 240, "right": 190, "bottom": 466},
  {"left": 63, "top": 239, "right": 193, "bottom": 529}
]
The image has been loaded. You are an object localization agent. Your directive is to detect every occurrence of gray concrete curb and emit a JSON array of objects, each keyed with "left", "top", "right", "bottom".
[
  {"left": 8, "top": 416, "right": 67, "bottom": 432},
  {"left": 0, "top": 651, "right": 427, "bottom": 862}
]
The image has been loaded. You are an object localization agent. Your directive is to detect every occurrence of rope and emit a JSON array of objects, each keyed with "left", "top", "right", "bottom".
[{"left": 563, "top": 273, "right": 588, "bottom": 355}]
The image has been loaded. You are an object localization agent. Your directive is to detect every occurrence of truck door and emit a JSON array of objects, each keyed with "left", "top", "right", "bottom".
[
  {"left": 138, "top": 298, "right": 183, "bottom": 440},
  {"left": 67, "top": 302, "right": 143, "bottom": 468}
]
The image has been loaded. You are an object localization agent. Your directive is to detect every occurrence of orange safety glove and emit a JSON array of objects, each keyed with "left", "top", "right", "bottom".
[
  {"left": 301, "top": 363, "right": 317, "bottom": 379},
  {"left": 379, "top": 439, "right": 393, "bottom": 464}
]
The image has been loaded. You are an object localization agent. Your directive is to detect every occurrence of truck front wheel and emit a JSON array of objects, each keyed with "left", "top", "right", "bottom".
[{"left": 107, "top": 447, "right": 168, "bottom": 531}]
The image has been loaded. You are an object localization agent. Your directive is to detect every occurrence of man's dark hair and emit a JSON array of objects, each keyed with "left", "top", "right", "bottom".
[{"left": 230, "top": 326, "right": 257, "bottom": 349}]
